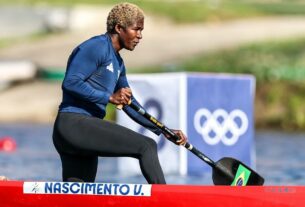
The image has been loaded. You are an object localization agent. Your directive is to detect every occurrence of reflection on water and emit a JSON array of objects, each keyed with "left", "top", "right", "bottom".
[
  {"left": 256, "top": 130, "right": 305, "bottom": 185},
  {"left": 0, "top": 123, "right": 304, "bottom": 185}
]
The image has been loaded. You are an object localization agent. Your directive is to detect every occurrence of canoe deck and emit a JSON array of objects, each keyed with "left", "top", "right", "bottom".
[{"left": 0, "top": 181, "right": 304, "bottom": 207}]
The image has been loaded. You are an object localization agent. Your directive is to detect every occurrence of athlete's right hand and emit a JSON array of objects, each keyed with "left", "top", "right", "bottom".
[{"left": 109, "top": 87, "right": 132, "bottom": 106}]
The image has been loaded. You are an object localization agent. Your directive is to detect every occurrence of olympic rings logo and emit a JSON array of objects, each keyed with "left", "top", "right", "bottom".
[{"left": 194, "top": 108, "right": 248, "bottom": 146}]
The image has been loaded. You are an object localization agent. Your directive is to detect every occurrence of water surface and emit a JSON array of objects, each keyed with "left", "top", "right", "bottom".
[{"left": 0, "top": 123, "right": 304, "bottom": 185}]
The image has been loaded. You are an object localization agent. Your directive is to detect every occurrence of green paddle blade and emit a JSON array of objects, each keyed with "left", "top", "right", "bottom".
[{"left": 212, "top": 157, "right": 264, "bottom": 186}]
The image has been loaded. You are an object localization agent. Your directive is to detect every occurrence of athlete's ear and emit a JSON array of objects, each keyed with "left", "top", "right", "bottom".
[{"left": 114, "top": 24, "right": 123, "bottom": 34}]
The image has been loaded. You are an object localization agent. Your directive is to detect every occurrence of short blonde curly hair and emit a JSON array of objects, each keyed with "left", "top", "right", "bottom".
[{"left": 107, "top": 2, "right": 144, "bottom": 33}]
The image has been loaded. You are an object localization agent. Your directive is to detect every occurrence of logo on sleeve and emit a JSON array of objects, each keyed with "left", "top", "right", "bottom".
[{"left": 106, "top": 62, "right": 114, "bottom": 72}]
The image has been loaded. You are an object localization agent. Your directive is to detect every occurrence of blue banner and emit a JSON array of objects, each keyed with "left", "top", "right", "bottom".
[{"left": 187, "top": 74, "right": 255, "bottom": 174}]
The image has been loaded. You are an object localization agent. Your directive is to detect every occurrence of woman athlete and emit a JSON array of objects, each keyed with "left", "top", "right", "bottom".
[{"left": 52, "top": 2, "right": 187, "bottom": 184}]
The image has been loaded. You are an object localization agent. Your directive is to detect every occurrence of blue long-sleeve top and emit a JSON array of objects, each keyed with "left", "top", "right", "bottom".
[{"left": 59, "top": 33, "right": 161, "bottom": 135}]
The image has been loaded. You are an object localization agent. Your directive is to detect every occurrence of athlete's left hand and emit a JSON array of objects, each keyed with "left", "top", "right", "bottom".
[{"left": 164, "top": 130, "right": 188, "bottom": 146}]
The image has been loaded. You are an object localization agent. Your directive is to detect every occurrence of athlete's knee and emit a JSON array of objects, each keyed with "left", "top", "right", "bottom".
[
  {"left": 144, "top": 138, "right": 158, "bottom": 153},
  {"left": 137, "top": 137, "right": 158, "bottom": 159}
]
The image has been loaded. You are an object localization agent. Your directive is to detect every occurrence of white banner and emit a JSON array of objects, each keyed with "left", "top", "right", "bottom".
[
  {"left": 23, "top": 182, "right": 151, "bottom": 196},
  {"left": 117, "top": 73, "right": 187, "bottom": 175}
]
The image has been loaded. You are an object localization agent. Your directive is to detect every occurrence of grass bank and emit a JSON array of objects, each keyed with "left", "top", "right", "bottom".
[{"left": 138, "top": 37, "right": 305, "bottom": 131}]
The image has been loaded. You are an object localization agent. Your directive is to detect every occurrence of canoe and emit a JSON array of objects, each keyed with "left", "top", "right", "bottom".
[
  {"left": 0, "top": 61, "right": 36, "bottom": 82},
  {"left": 0, "top": 181, "right": 304, "bottom": 207},
  {"left": 0, "top": 61, "right": 36, "bottom": 90}
]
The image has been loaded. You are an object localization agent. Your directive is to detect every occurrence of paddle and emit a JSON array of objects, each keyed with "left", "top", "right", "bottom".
[{"left": 119, "top": 101, "right": 264, "bottom": 186}]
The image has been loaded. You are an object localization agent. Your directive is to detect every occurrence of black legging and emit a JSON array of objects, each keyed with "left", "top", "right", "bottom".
[{"left": 52, "top": 112, "right": 166, "bottom": 184}]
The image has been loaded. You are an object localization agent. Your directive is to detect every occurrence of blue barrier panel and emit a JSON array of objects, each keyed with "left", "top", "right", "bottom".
[{"left": 187, "top": 73, "right": 255, "bottom": 174}]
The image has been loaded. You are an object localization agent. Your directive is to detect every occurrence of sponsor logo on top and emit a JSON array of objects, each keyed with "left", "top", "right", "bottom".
[
  {"left": 194, "top": 108, "right": 248, "bottom": 146},
  {"left": 106, "top": 62, "right": 114, "bottom": 72}
]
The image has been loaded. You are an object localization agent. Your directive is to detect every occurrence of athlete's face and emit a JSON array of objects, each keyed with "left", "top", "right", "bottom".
[{"left": 118, "top": 19, "right": 144, "bottom": 51}]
